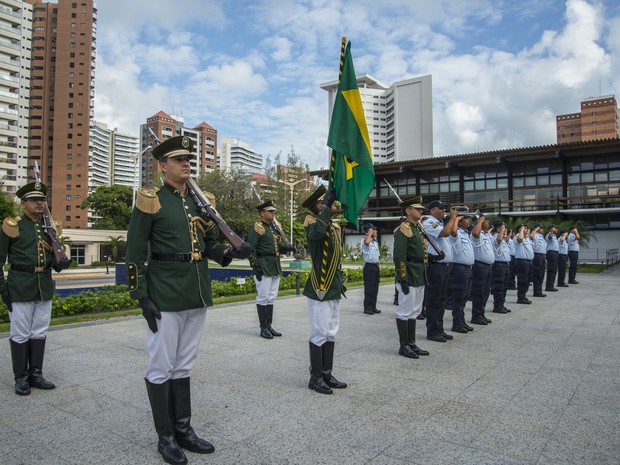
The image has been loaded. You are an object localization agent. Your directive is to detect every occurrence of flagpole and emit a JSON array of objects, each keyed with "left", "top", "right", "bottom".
[{"left": 328, "top": 36, "right": 347, "bottom": 190}]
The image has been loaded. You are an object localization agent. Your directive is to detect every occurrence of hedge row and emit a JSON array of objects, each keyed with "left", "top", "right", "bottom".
[{"left": 0, "top": 267, "right": 397, "bottom": 324}]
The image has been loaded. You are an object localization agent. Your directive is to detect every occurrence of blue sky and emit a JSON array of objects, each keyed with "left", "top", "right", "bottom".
[{"left": 94, "top": 0, "right": 620, "bottom": 170}]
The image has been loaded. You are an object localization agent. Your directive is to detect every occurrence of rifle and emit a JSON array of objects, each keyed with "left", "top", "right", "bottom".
[
  {"left": 250, "top": 183, "right": 293, "bottom": 253},
  {"left": 383, "top": 178, "right": 442, "bottom": 255},
  {"left": 33, "top": 162, "right": 71, "bottom": 269},
  {"left": 147, "top": 128, "right": 247, "bottom": 251}
]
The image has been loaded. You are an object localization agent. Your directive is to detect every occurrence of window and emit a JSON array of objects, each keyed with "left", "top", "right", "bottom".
[
  {"left": 70, "top": 244, "right": 85, "bottom": 265},
  {"left": 66, "top": 195, "right": 71, "bottom": 201}
]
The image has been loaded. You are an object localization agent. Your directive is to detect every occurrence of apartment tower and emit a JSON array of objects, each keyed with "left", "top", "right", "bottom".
[
  {"left": 25, "top": 0, "right": 96, "bottom": 228},
  {"left": 556, "top": 95, "right": 620, "bottom": 144}
]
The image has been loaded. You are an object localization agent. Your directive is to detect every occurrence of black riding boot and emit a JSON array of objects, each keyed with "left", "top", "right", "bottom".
[
  {"left": 256, "top": 304, "right": 272, "bottom": 339},
  {"left": 145, "top": 379, "right": 187, "bottom": 465},
  {"left": 407, "top": 319, "right": 429, "bottom": 356},
  {"left": 308, "top": 342, "right": 332, "bottom": 394},
  {"left": 396, "top": 319, "right": 418, "bottom": 359},
  {"left": 170, "top": 377, "right": 214, "bottom": 454},
  {"left": 10, "top": 339, "right": 30, "bottom": 396},
  {"left": 265, "top": 304, "right": 281, "bottom": 336},
  {"left": 321, "top": 341, "right": 347, "bottom": 389},
  {"left": 28, "top": 338, "right": 55, "bottom": 389}
]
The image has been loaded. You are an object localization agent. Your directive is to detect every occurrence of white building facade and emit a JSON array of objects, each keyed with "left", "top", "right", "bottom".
[
  {"left": 218, "top": 135, "right": 263, "bottom": 174},
  {"left": 320, "top": 74, "right": 433, "bottom": 163}
]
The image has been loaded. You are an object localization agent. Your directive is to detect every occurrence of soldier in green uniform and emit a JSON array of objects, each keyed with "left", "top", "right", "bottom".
[
  {"left": 0, "top": 182, "right": 64, "bottom": 395},
  {"left": 393, "top": 197, "right": 438, "bottom": 359},
  {"left": 126, "top": 136, "right": 251, "bottom": 465},
  {"left": 301, "top": 185, "right": 347, "bottom": 395},
  {"left": 248, "top": 200, "right": 287, "bottom": 339}
]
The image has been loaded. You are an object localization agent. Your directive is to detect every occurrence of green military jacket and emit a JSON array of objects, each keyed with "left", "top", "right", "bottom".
[
  {"left": 125, "top": 183, "right": 232, "bottom": 312},
  {"left": 0, "top": 215, "right": 56, "bottom": 302},
  {"left": 393, "top": 221, "right": 428, "bottom": 287},
  {"left": 247, "top": 221, "right": 282, "bottom": 277},
  {"left": 302, "top": 208, "right": 345, "bottom": 301}
]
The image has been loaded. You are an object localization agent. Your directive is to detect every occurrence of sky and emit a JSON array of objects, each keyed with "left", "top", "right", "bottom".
[{"left": 93, "top": 0, "right": 620, "bottom": 170}]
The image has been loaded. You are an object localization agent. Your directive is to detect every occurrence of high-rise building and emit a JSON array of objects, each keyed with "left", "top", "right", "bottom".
[
  {"left": 320, "top": 74, "right": 433, "bottom": 164},
  {"left": 0, "top": 0, "right": 32, "bottom": 194},
  {"left": 140, "top": 111, "right": 218, "bottom": 187},
  {"left": 219, "top": 135, "right": 263, "bottom": 174},
  {"left": 556, "top": 95, "right": 620, "bottom": 143},
  {"left": 25, "top": 0, "right": 97, "bottom": 228}
]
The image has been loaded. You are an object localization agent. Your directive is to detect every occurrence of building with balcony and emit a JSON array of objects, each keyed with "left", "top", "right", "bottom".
[
  {"left": 320, "top": 74, "right": 433, "bottom": 164},
  {"left": 218, "top": 135, "right": 263, "bottom": 174}
]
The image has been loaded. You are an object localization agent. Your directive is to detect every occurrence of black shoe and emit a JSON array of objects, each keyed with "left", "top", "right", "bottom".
[
  {"left": 508, "top": 285, "right": 517, "bottom": 290},
  {"left": 451, "top": 325, "right": 468, "bottom": 334},
  {"left": 558, "top": 283, "right": 569, "bottom": 287},
  {"left": 463, "top": 323, "right": 474, "bottom": 331},
  {"left": 323, "top": 373, "right": 347, "bottom": 389},
  {"left": 470, "top": 317, "right": 488, "bottom": 325},
  {"left": 483, "top": 316, "right": 492, "bottom": 323},
  {"left": 364, "top": 309, "right": 374, "bottom": 315},
  {"left": 533, "top": 293, "right": 547, "bottom": 297},
  {"left": 517, "top": 298, "right": 532, "bottom": 304},
  {"left": 409, "top": 343, "right": 429, "bottom": 355},
  {"left": 427, "top": 334, "right": 447, "bottom": 343},
  {"left": 176, "top": 426, "right": 215, "bottom": 454},
  {"left": 372, "top": 308, "right": 381, "bottom": 314},
  {"left": 545, "top": 287, "right": 559, "bottom": 292},
  {"left": 158, "top": 435, "right": 188, "bottom": 465},
  {"left": 492, "top": 307, "right": 508, "bottom": 314},
  {"left": 268, "top": 326, "right": 282, "bottom": 337},
  {"left": 502, "top": 305, "right": 512, "bottom": 313},
  {"left": 398, "top": 345, "right": 419, "bottom": 359},
  {"left": 308, "top": 374, "right": 333, "bottom": 394},
  {"left": 260, "top": 328, "right": 273, "bottom": 339},
  {"left": 568, "top": 280, "right": 579, "bottom": 284},
  {"left": 440, "top": 332, "right": 454, "bottom": 340},
  {"left": 14, "top": 376, "right": 31, "bottom": 396},
  {"left": 393, "top": 299, "right": 399, "bottom": 305},
  {"left": 29, "top": 372, "right": 56, "bottom": 390},
  {"left": 416, "top": 313, "right": 426, "bottom": 320}
]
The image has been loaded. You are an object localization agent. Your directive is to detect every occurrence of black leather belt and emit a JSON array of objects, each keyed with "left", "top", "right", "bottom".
[
  {"left": 151, "top": 250, "right": 207, "bottom": 262},
  {"left": 11, "top": 264, "right": 50, "bottom": 273},
  {"left": 257, "top": 252, "right": 277, "bottom": 257},
  {"left": 516, "top": 258, "right": 532, "bottom": 262},
  {"left": 474, "top": 260, "right": 492, "bottom": 267},
  {"left": 534, "top": 252, "right": 545, "bottom": 256},
  {"left": 547, "top": 250, "right": 559, "bottom": 254},
  {"left": 453, "top": 263, "right": 472, "bottom": 268}
]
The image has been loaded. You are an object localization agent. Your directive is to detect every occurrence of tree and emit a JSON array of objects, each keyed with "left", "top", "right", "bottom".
[
  {"left": 105, "top": 236, "right": 125, "bottom": 262},
  {"left": 80, "top": 185, "right": 133, "bottom": 230},
  {"left": 0, "top": 188, "right": 18, "bottom": 222},
  {"left": 58, "top": 236, "right": 72, "bottom": 253}
]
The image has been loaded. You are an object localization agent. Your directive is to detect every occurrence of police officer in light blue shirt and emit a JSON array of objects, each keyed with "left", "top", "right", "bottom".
[
  {"left": 422, "top": 200, "right": 458, "bottom": 342},
  {"left": 514, "top": 224, "right": 535, "bottom": 304},
  {"left": 361, "top": 223, "right": 381, "bottom": 315},
  {"left": 545, "top": 224, "right": 560, "bottom": 292},
  {"left": 490, "top": 221, "right": 512, "bottom": 314},
  {"left": 507, "top": 231, "right": 517, "bottom": 290},
  {"left": 470, "top": 215, "right": 495, "bottom": 325},
  {"left": 567, "top": 227, "right": 581, "bottom": 284},
  {"left": 531, "top": 224, "right": 547, "bottom": 297},
  {"left": 449, "top": 214, "right": 476, "bottom": 333},
  {"left": 557, "top": 230, "right": 570, "bottom": 287}
]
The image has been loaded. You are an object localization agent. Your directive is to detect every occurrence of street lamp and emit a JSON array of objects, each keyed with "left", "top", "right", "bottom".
[
  {"left": 132, "top": 145, "right": 152, "bottom": 208},
  {"left": 277, "top": 178, "right": 307, "bottom": 246}
]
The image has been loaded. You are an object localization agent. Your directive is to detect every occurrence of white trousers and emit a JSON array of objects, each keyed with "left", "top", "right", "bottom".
[
  {"left": 395, "top": 283, "right": 425, "bottom": 320},
  {"left": 146, "top": 307, "right": 207, "bottom": 384},
  {"left": 254, "top": 275, "right": 280, "bottom": 306},
  {"left": 307, "top": 298, "right": 340, "bottom": 346},
  {"left": 9, "top": 300, "right": 53, "bottom": 343}
]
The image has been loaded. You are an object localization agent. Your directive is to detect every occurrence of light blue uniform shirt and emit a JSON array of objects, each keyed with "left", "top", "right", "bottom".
[
  {"left": 471, "top": 230, "right": 495, "bottom": 265},
  {"left": 546, "top": 232, "right": 559, "bottom": 252},
  {"left": 508, "top": 237, "right": 516, "bottom": 256},
  {"left": 491, "top": 234, "right": 512, "bottom": 262},
  {"left": 361, "top": 238, "right": 380, "bottom": 264},
  {"left": 559, "top": 239, "right": 568, "bottom": 255},
  {"left": 450, "top": 227, "right": 475, "bottom": 265},
  {"left": 515, "top": 236, "right": 534, "bottom": 260},
  {"left": 423, "top": 216, "right": 453, "bottom": 263},
  {"left": 532, "top": 232, "right": 547, "bottom": 254},
  {"left": 567, "top": 233, "right": 580, "bottom": 252}
]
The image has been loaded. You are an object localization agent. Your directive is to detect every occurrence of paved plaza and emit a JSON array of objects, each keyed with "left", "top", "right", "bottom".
[{"left": 1, "top": 266, "right": 619, "bottom": 465}]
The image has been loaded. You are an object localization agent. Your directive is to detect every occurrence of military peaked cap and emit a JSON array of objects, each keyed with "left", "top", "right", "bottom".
[
  {"left": 16, "top": 182, "right": 47, "bottom": 200},
  {"left": 399, "top": 196, "right": 425, "bottom": 210},
  {"left": 301, "top": 185, "right": 326, "bottom": 209},
  {"left": 256, "top": 200, "right": 277, "bottom": 212},
  {"left": 152, "top": 135, "right": 195, "bottom": 161}
]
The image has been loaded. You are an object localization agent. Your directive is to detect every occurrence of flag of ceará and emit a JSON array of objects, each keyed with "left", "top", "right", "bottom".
[{"left": 327, "top": 39, "right": 375, "bottom": 230}]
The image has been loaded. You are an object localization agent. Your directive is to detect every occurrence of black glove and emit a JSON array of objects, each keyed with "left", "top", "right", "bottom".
[
  {"left": 1, "top": 291, "right": 12, "bottom": 313},
  {"left": 399, "top": 281, "right": 410, "bottom": 295},
  {"left": 253, "top": 265, "right": 263, "bottom": 281},
  {"left": 52, "top": 257, "right": 72, "bottom": 272},
  {"left": 139, "top": 297, "right": 161, "bottom": 333},
  {"left": 284, "top": 245, "right": 296, "bottom": 254},
  {"left": 321, "top": 189, "right": 336, "bottom": 208},
  {"left": 429, "top": 250, "right": 446, "bottom": 263},
  {"left": 227, "top": 242, "right": 253, "bottom": 259}
]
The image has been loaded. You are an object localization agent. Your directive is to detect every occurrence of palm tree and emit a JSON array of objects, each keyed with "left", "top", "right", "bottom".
[
  {"left": 58, "top": 236, "right": 72, "bottom": 253},
  {"left": 106, "top": 236, "right": 125, "bottom": 262}
]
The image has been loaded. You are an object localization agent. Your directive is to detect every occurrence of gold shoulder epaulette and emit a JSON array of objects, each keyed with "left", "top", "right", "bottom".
[
  {"left": 399, "top": 221, "right": 413, "bottom": 238},
  {"left": 304, "top": 215, "right": 317, "bottom": 227},
  {"left": 254, "top": 221, "right": 265, "bottom": 235},
  {"left": 202, "top": 191, "right": 216, "bottom": 208},
  {"left": 136, "top": 187, "right": 161, "bottom": 214},
  {"left": 53, "top": 218, "right": 63, "bottom": 236},
  {"left": 2, "top": 216, "right": 21, "bottom": 238}
]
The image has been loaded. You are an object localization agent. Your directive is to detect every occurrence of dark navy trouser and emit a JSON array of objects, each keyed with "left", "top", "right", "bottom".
[
  {"left": 532, "top": 253, "right": 546, "bottom": 295},
  {"left": 471, "top": 261, "right": 492, "bottom": 319},
  {"left": 450, "top": 263, "right": 472, "bottom": 326},
  {"left": 568, "top": 251, "right": 579, "bottom": 282},
  {"left": 545, "top": 251, "right": 559, "bottom": 289},
  {"left": 557, "top": 254, "right": 568, "bottom": 285},
  {"left": 492, "top": 261, "right": 510, "bottom": 309},
  {"left": 363, "top": 263, "right": 380, "bottom": 312},
  {"left": 425, "top": 262, "right": 450, "bottom": 336},
  {"left": 516, "top": 258, "right": 533, "bottom": 299}
]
